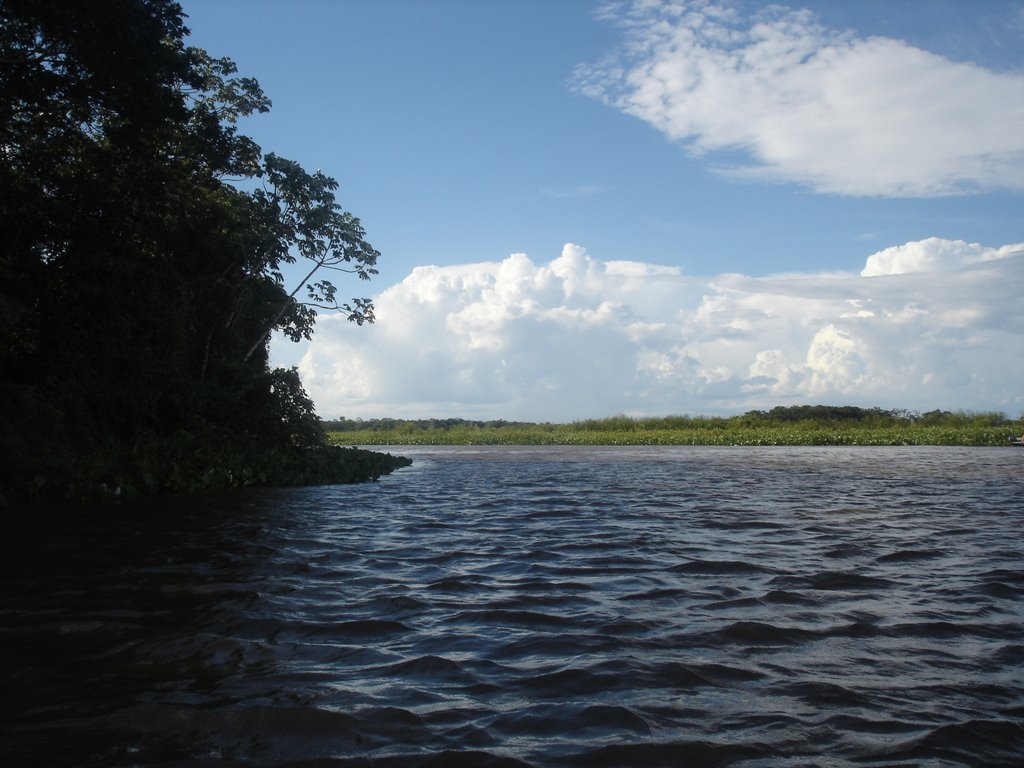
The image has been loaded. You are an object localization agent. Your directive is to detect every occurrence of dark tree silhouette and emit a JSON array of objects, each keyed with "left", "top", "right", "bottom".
[{"left": 0, "top": 0, "right": 406, "bottom": 502}]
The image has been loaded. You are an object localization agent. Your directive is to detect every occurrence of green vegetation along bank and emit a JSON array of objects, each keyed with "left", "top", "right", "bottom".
[{"left": 326, "top": 407, "right": 1024, "bottom": 447}]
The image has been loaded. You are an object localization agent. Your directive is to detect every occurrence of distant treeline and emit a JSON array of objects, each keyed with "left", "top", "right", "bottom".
[
  {"left": 324, "top": 418, "right": 538, "bottom": 432},
  {"left": 325, "top": 406, "right": 1014, "bottom": 432},
  {"left": 325, "top": 406, "right": 1023, "bottom": 447}
]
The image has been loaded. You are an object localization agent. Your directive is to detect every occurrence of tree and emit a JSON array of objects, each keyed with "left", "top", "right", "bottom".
[
  {"left": 240, "top": 153, "right": 379, "bottom": 364},
  {"left": 0, "top": 0, "right": 403, "bottom": 502}
]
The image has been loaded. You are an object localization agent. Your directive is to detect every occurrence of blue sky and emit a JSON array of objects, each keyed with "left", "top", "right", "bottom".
[{"left": 179, "top": 0, "right": 1024, "bottom": 421}]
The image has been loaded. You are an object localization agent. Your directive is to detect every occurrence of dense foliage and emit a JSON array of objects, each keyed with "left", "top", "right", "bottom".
[
  {"left": 0, "top": 0, "right": 408, "bottom": 503},
  {"left": 327, "top": 408, "right": 1024, "bottom": 447}
]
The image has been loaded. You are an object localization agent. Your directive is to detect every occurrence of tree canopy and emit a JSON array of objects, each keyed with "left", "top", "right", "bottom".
[{"left": 0, "top": 0, "right": 407, "bottom": 503}]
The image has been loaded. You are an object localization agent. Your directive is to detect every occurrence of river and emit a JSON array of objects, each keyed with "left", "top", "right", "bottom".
[{"left": 2, "top": 446, "right": 1022, "bottom": 767}]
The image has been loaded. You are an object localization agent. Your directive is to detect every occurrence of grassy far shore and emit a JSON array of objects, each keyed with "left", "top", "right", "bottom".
[{"left": 325, "top": 406, "right": 1024, "bottom": 447}]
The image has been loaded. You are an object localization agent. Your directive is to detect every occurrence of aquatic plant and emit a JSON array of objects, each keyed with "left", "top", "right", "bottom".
[{"left": 326, "top": 408, "right": 1023, "bottom": 447}]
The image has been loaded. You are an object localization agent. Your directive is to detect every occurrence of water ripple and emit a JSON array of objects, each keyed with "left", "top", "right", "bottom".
[{"left": 2, "top": 445, "right": 1023, "bottom": 766}]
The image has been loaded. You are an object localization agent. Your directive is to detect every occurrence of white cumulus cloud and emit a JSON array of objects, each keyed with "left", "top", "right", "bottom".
[
  {"left": 860, "top": 237, "right": 1021, "bottom": 276},
  {"left": 292, "top": 240, "right": 1024, "bottom": 421},
  {"left": 571, "top": 0, "right": 1024, "bottom": 197}
]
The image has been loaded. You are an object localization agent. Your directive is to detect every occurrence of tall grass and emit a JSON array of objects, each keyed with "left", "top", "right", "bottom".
[{"left": 326, "top": 409, "right": 1024, "bottom": 447}]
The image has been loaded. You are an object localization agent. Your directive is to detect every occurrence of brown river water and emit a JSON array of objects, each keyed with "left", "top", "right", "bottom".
[{"left": 2, "top": 445, "right": 1022, "bottom": 767}]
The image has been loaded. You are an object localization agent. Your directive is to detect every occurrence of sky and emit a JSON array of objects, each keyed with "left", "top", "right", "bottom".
[{"left": 178, "top": 0, "right": 1024, "bottom": 421}]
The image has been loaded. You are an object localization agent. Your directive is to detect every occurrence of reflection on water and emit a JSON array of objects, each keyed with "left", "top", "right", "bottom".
[{"left": 2, "top": 446, "right": 1023, "bottom": 766}]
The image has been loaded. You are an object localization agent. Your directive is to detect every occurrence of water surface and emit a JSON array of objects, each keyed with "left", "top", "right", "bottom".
[{"left": 3, "top": 446, "right": 1023, "bottom": 766}]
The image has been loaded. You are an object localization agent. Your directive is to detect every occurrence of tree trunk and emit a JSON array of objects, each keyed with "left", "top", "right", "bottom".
[{"left": 242, "top": 260, "right": 323, "bottom": 364}]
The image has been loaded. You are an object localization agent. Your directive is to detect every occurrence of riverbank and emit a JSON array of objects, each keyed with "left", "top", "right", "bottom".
[
  {"left": 3, "top": 441, "right": 412, "bottom": 507},
  {"left": 327, "top": 410, "right": 1023, "bottom": 447}
]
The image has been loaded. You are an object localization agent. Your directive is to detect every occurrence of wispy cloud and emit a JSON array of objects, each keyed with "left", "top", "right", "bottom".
[
  {"left": 571, "top": 0, "right": 1024, "bottom": 197},
  {"left": 294, "top": 240, "right": 1024, "bottom": 420}
]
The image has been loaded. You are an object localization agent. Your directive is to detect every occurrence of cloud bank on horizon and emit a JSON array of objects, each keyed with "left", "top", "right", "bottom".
[
  {"left": 571, "top": 0, "right": 1024, "bottom": 197},
  {"left": 267, "top": 0, "right": 1024, "bottom": 421},
  {"left": 297, "top": 238, "right": 1023, "bottom": 421}
]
